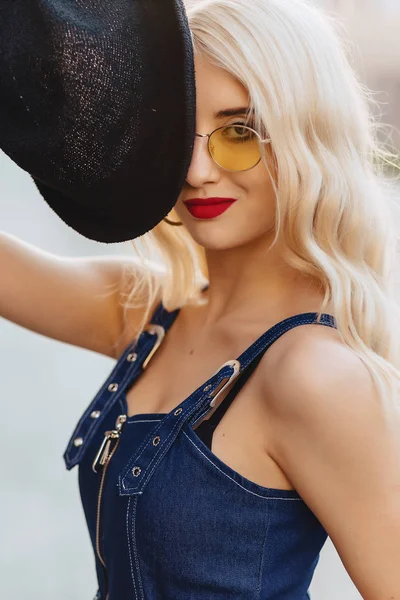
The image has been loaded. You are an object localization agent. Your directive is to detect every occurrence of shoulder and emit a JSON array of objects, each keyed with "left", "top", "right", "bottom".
[
  {"left": 259, "top": 321, "right": 400, "bottom": 599},
  {"left": 259, "top": 319, "right": 386, "bottom": 505},
  {"left": 261, "top": 321, "right": 373, "bottom": 421}
]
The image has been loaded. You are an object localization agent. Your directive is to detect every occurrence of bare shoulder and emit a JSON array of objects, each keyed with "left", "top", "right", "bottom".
[
  {"left": 259, "top": 321, "right": 400, "bottom": 599},
  {"left": 261, "top": 320, "right": 366, "bottom": 417},
  {"left": 260, "top": 316, "right": 343, "bottom": 384}
]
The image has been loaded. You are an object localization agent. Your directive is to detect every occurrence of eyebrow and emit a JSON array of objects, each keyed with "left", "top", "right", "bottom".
[{"left": 215, "top": 107, "right": 251, "bottom": 118}]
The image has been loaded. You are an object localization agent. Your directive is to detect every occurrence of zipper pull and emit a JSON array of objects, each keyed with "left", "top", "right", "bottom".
[
  {"left": 92, "top": 414, "right": 127, "bottom": 473},
  {"left": 115, "top": 414, "right": 127, "bottom": 431},
  {"left": 92, "top": 431, "right": 113, "bottom": 473},
  {"left": 98, "top": 434, "right": 113, "bottom": 466}
]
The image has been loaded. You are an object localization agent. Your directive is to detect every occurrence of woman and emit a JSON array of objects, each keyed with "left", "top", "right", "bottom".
[{"left": 2, "top": 0, "right": 400, "bottom": 598}]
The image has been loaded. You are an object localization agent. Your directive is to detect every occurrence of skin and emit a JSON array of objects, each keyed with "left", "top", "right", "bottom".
[
  {"left": 127, "top": 56, "right": 400, "bottom": 597},
  {"left": 2, "top": 46, "right": 398, "bottom": 600},
  {"left": 174, "top": 53, "right": 325, "bottom": 331},
  {"left": 121, "top": 54, "right": 335, "bottom": 495},
  {"left": 120, "top": 55, "right": 334, "bottom": 465},
  {"left": 146, "top": 54, "right": 400, "bottom": 597}
]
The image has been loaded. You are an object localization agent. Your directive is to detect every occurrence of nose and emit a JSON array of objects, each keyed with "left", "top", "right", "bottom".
[{"left": 185, "top": 132, "right": 221, "bottom": 188}]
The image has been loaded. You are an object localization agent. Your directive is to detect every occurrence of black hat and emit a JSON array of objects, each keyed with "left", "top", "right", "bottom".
[{"left": 0, "top": 0, "right": 196, "bottom": 243}]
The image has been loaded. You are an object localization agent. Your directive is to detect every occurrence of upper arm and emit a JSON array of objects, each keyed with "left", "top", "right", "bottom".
[
  {"left": 0, "top": 232, "right": 162, "bottom": 358},
  {"left": 264, "top": 334, "right": 400, "bottom": 600}
]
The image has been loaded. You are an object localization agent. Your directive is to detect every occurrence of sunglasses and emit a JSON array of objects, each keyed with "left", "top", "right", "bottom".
[{"left": 195, "top": 123, "right": 271, "bottom": 172}]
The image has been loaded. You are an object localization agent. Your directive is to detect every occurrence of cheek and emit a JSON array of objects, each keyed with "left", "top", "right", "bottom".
[
  {"left": 243, "top": 164, "right": 276, "bottom": 209},
  {"left": 234, "top": 169, "right": 277, "bottom": 235}
]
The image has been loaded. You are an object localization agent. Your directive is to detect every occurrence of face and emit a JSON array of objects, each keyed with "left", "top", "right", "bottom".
[{"left": 174, "top": 54, "right": 278, "bottom": 252}]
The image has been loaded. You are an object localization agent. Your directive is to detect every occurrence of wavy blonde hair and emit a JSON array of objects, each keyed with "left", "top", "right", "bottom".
[{"left": 119, "top": 0, "right": 400, "bottom": 416}]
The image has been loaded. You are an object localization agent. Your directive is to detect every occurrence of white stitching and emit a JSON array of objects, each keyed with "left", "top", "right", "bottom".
[
  {"left": 131, "top": 496, "right": 144, "bottom": 599},
  {"left": 119, "top": 316, "right": 336, "bottom": 492},
  {"left": 129, "top": 319, "right": 324, "bottom": 486},
  {"left": 126, "top": 419, "right": 162, "bottom": 425},
  {"left": 126, "top": 497, "right": 138, "bottom": 600},
  {"left": 235, "top": 317, "right": 333, "bottom": 368},
  {"left": 121, "top": 365, "right": 234, "bottom": 488},
  {"left": 66, "top": 339, "right": 152, "bottom": 462},
  {"left": 256, "top": 504, "right": 271, "bottom": 598},
  {"left": 182, "top": 431, "right": 302, "bottom": 501}
]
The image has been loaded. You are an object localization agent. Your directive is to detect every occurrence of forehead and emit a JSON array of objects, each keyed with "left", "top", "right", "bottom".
[{"left": 194, "top": 54, "right": 250, "bottom": 119}]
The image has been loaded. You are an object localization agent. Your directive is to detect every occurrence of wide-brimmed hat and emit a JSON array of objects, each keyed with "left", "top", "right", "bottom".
[{"left": 0, "top": 0, "right": 196, "bottom": 242}]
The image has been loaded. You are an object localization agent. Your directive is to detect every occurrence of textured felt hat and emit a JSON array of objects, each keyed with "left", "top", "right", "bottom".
[{"left": 0, "top": 0, "right": 196, "bottom": 242}]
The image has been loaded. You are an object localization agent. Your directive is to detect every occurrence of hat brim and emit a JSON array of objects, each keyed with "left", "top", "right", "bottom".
[{"left": 33, "top": 178, "right": 159, "bottom": 243}]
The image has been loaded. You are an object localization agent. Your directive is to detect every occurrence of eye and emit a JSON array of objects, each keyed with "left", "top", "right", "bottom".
[{"left": 223, "top": 122, "right": 257, "bottom": 141}]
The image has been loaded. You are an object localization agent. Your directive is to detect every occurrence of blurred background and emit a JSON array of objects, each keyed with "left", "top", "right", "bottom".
[{"left": 1, "top": 1, "right": 400, "bottom": 599}]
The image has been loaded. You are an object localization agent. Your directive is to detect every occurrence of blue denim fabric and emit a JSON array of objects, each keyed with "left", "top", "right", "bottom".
[{"left": 64, "top": 301, "right": 337, "bottom": 600}]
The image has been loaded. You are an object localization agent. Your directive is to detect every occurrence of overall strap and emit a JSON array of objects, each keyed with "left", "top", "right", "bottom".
[
  {"left": 119, "top": 311, "right": 337, "bottom": 496},
  {"left": 194, "top": 311, "right": 337, "bottom": 439},
  {"left": 63, "top": 298, "right": 180, "bottom": 470},
  {"left": 193, "top": 350, "right": 265, "bottom": 446},
  {"left": 149, "top": 298, "right": 180, "bottom": 330},
  {"left": 189, "top": 312, "right": 337, "bottom": 428}
]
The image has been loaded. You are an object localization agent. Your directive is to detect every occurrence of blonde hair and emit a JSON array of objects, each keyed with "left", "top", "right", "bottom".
[{"left": 119, "top": 0, "right": 400, "bottom": 415}]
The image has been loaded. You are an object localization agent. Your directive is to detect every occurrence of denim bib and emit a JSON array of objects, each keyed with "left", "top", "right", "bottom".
[{"left": 64, "top": 300, "right": 337, "bottom": 600}]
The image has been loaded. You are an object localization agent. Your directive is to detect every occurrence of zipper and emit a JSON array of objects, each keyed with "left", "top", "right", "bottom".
[{"left": 93, "top": 414, "right": 127, "bottom": 600}]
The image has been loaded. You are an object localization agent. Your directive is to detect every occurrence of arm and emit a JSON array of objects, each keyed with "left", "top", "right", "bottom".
[
  {"left": 264, "top": 333, "right": 400, "bottom": 600},
  {"left": 0, "top": 231, "right": 161, "bottom": 358}
]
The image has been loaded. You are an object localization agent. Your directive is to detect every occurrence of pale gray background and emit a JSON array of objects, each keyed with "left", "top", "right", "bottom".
[{"left": 2, "top": 1, "right": 400, "bottom": 598}]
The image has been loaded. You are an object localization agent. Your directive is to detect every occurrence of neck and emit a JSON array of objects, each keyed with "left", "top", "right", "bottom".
[{"left": 197, "top": 238, "right": 324, "bottom": 328}]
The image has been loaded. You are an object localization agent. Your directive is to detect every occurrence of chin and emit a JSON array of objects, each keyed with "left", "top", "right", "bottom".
[{"left": 187, "top": 229, "right": 245, "bottom": 251}]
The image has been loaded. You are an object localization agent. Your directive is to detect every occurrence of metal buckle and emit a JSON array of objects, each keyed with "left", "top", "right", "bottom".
[
  {"left": 142, "top": 324, "right": 165, "bottom": 370},
  {"left": 209, "top": 359, "right": 241, "bottom": 407}
]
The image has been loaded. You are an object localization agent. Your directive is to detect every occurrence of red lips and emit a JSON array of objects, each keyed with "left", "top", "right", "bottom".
[{"left": 183, "top": 197, "right": 237, "bottom": 220}]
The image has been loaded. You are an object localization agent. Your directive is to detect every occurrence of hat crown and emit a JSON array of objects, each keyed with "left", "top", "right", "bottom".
[{"left": 0, "top": 0, "right": 196, "bottom": 242}]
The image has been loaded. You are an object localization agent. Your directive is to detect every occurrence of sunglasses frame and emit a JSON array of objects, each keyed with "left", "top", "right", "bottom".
[{"left": 195, "top": 124, "right": 271, "bottom": 172}]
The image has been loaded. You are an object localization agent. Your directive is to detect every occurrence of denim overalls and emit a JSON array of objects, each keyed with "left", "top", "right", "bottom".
[{"left": 64, "top": 300, "right": 337, "bottom": 600}]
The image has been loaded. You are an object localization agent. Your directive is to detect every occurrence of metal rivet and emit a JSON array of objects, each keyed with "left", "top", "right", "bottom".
[
  {"left": 174, "top": 408, "right": 183, "bottom": 416},
  {"left": 203, "top": 384, "right": 212, "bottom": 392},
  {"left": 90, "top": 410, "right": 101, "bottom": 419},
  {"left": 74, "top": 437, "right": 84, "bottom": 447},
  {"left": 108, "top": 383, "right": 119, "bottom": 392},
  {"left": 127, "top": 353, "right": 137, "bottom": 362},
  {"left": 152, "top": 436, "right": 161, "bottom": 446},
  {"left": 132, "top": 466, "right": 141, "bottom": 477}
]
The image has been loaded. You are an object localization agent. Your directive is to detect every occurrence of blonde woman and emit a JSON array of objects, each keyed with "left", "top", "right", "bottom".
[{"left": 2, "top": 0, "right": 400, "bottom": 598}]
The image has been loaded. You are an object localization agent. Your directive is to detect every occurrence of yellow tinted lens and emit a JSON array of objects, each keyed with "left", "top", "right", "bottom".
[{"left": 209, "top": 125, "right": 261, "bottom": 170}]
